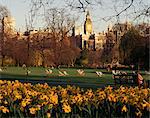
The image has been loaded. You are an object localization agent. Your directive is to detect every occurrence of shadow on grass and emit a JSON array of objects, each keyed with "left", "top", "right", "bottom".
[
  {"left": 1, "top": 72, "right": 116, "bottom": 89},
  {"left": 1, "top": 72, "right": 139, "bottom": 89}
]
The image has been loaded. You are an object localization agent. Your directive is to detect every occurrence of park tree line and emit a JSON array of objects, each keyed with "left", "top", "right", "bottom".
[
  {"left": 1, "top": 29, "right": 81, "bottom": 67},
  {"left": 119, "top": 25, "right": 149, "bottom": 70},
  {"left": 0, "top": 5, "right": 149, "bottom": 70},
  {"left": 0, "top": 22, "right": 149, "bottom": 70},
  {"left": 0, "top": 7, "right": 81, "bottom": 68},
  {"left": 76, "top": 24, "right": 149, "bottom": 70}
]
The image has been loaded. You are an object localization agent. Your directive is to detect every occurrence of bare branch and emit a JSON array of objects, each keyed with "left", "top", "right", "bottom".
[
  {"left": 0, "top": 5, "right": 10, "bottom": 20},
  {"left": 116, "top": 0, "right": 134, "bottom": 17}
]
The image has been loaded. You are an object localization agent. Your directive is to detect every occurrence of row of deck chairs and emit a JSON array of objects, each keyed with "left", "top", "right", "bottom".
[
  {"left": 0, "top": 66, "right": 104, "bottom": 77},
  {"left": 0, "top": 67, "right": 7, "bottom": 72},
  {"left": 31, "top": 69, "right": 104, "bottom": 77},
  {"left": 45, "top": 69, "right": 104, "bottom": 77},
  {"left": 46, "top": 69, "right": 85, "bottom": 76},
  {"left": 58, "top": 70, "right": 69, "bottom": 76},
  {"left": 77, "top": 69, "right": 104, "bottom": 77},
  {"left": 45, "top": 69, "right": 69, "bottom": 76},
  {"left": 112, "top": 70, "right": 128, "bottom": 75}
]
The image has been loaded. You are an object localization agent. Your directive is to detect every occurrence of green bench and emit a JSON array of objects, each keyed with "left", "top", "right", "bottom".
[{"left": 113, "top": 73, "right": 138, "bottom": 85}]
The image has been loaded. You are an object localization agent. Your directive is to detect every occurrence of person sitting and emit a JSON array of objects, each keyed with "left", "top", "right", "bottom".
[
  {"left": 107, "top": 65, "right": 111, "bottom": 72},
  {"left": 22, "top": 64, "right": 26, "bottom": 70},
  {"left": 137, "top": 72, "right": 144, "bottom": 87}
]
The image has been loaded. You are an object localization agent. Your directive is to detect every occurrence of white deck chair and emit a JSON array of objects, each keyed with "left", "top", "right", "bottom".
[
  {"left": 58, "top": 70, "right": 65, "bottom": 76},
  {"left": 0, "top": 68, "right": 3, "bottom": 72},
  {"left": 112, "top": 70, "right": 120, "bottom": 75},
  {"left": 77, "top": 69, "right": 85, "bottom": 76},
  {"left": 45, "top": 69, "right": 53, "bottom": 75},
  {"left": 77, "top": 69, "right": 80, "bottom": 73},
  {"left": 96, "top": 71, "right": 103, "bottom": 77},
  {"left": 45, "top": 69, "right": 49, "bottom": 74},
  {"left": 63, "top": 71, "right": 69, "bottom": 75},
  {"left": 48, "top": 69, "right": 52, "bottom": 74}
]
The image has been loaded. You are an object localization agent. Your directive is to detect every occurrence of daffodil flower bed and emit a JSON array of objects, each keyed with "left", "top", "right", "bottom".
[{"left": 0, "top": 80, "right": 149, "bottom": 118}]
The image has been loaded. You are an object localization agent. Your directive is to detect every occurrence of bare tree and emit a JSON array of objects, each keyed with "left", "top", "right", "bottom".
[
  {"left": 0, "top": 5, "right": 10, "bottom": 20},
  {"left": 44, "top": 8, "right": 77, "bottom": 67},
  {"left": 28, "top": 0, "right": 149, "bottom": 23},
  {"left": 66, "top": 0, "right": 150, "bottom": 22},
  {"left": 0, "top": 5, "right": 11, "bottom": 67}
]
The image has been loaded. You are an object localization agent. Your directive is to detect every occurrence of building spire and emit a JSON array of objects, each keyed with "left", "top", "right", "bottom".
[
  {"left": 86, "top": 10, "right": 90, "bottom": 19},
  {"left": 84, "top": 10, "right": 92, "bottom": 34}
]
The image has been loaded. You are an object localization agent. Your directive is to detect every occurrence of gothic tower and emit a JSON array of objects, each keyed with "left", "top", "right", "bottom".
[{"left": 84, "top": 11, "right": 92, "bottom": 34}]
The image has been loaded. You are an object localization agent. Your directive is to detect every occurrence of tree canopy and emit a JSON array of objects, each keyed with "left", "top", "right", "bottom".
[{"left": 119, "top": 27, "right": 149, "bottom": 70}]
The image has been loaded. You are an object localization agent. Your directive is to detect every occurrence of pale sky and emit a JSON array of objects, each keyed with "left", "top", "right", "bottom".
[{"left": 0, "top": 0, "right": 149, "bottom": 33}]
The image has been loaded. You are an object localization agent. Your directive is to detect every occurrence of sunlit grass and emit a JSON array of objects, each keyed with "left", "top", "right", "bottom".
[{"left": 0, "top": 67, "right": 149, "bottom": 89}]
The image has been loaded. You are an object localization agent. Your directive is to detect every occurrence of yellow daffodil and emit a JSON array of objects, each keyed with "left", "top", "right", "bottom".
[
  {"left": 21, "top": 101, "right": 26, "bottom": 108},
  {"left": 121, "top": 105, "right": 128, "bottom": 112},
  {"left": 50, "top": 93, "right": 58, "bottom": 105},
  {"left": 0, "top": 94, "right": 3, "bottom": 100},
  {"left": 47, "top": 113, "right": 51, "bottom": 118},
  {"left": 108, "top": 93, "right": 116, "bottom": 102},
  {"left": 21, "top": 98, "right": 31, "bottom": 107},
  {"left": 105, "top": 86, "right": 113, "bottom": 93},
  {"left": 4, "top": 100, "right": 8, "bottom": 105},
  {"left": 86, "top": 89, "right": 94, "bottom": 98},
  {"left": 13, "top": 90, "right": 22, "bottom": 100},
  {"left": 122, "top": 96, "right": 128, "bottom": 103},
  {"left": 136, "top": 111, "right": 142, "bottom": 117},
  {"left": 142, "top": 103, "right": 147, "bottom": 109},
  {"left": 60, "top": 88, "right": 68, "bottom": 98},
  {"left": 0, "top": 80, "right": 4, "bottom": 84},
  {"left": 29, "top": 107, "right": 36, "bottom": 114},
  {"left": 0, "top": 106, "right": 9, "bottom": 113},
  {"left": 48, "top": 104, "right": 53, "bottom": 109},
  {"left": 62, "top": 103, "right": 71, "bottom": 113},
  {"left": 0, "top": 80, "right": 149, "bottom": 117}
]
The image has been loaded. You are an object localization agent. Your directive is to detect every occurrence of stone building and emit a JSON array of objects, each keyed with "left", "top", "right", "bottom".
[
  {"left": 72, "top": 11, "right": 102, "bottom": 51},
  {"left": 3, "top": 16, "right": 16, "bottom": 35},
  {"left": 72, "top": 11, "right": 133, "bottom": 51},
  {"left": 71, "top": 11, "right": 134, "bottom": 52}
]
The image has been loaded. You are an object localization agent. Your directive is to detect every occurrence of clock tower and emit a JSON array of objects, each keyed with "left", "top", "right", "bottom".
[{"left": 84, "top": 11, "right": 93, "bottom": 35}]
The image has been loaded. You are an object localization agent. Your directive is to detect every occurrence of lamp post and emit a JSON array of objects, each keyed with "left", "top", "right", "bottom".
[
  {"left": 115, "top": 29, "right": 120, "bottom": 64},
  {"left": 24, "top": 30, "right": 30, "bottom": 76}
]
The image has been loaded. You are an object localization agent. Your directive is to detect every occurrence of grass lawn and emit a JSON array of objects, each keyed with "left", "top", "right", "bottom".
[{"left": 0, "top": 67, "right": 149, "bottom": 89}]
